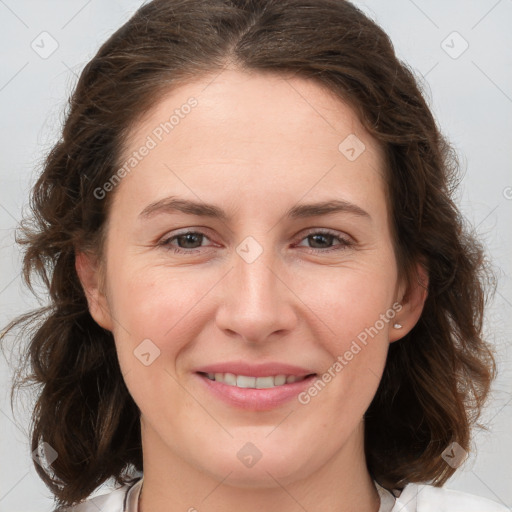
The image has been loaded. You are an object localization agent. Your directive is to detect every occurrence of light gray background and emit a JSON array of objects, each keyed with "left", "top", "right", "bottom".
[{"left": 0, "top": 0, "right": 511, "bottom": 510}]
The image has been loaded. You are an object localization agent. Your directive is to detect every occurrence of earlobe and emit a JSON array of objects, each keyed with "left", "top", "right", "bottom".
[
  {"left": 389, "top": 263, "right": 429, "bottom": 342},
  {"left": 75, "top": 251, "right": 113, "bottom": 331}
]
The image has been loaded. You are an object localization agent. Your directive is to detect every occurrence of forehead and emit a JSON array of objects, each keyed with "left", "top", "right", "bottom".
[
  {"left": 113, "top": 68, "right": 387, "bottom": 220},
  {"left": 127, "top": 68, "right": 382, "bottom": 156}
]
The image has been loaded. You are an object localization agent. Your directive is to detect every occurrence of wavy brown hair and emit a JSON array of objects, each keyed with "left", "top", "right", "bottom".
[{"left": 2, "top": 0, "right": 497, "bottom": 507}]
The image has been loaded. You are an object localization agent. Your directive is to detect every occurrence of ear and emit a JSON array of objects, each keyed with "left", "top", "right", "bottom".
[
  {"left": 75, "top": 250, "right": 113, "bottom": 331},
  {"left": 389, "top": 262, "right": 428, "bottom": 342}
]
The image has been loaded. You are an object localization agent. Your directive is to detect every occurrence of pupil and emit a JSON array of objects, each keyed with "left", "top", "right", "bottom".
[
  {"left": 180, "top": 233, "right": 201, "bottom": 248},
  {"left": 310, "top": 234, "right": 332, "bottom": 248}
]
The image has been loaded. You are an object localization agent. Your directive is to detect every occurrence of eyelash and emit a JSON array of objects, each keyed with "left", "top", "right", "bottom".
[{"left": 158, "top": 229, "right": 354, "bottom": 255}]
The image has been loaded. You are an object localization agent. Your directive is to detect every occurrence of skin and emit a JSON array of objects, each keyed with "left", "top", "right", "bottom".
[{"left": 77, "top": 67, "right": 427, "bottom": 512}]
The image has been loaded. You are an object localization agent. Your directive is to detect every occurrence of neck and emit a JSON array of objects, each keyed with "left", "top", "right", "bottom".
[{"left": 138, "top": 420, "right": 380, "bottom": 512}]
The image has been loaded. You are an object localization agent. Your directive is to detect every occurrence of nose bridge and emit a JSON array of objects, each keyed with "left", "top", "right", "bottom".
[
  {"left": 236, "top": 236, "right": 279, "bottom": 306},
  {"left": 216, "top": 234, "right": 295, "bottom": 341}
]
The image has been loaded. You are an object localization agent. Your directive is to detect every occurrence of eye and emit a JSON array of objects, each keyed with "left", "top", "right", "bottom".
[
  {"left": 159, "top": 230, "right": 212, "bottom": 254},
  {"left": 295, "top": 229, "right": 354, "bottom": 254}
]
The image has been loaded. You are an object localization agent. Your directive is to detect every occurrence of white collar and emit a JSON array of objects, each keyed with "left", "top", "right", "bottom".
[{"left": 124, "top": 477, "right": 398, "bottom": 512}]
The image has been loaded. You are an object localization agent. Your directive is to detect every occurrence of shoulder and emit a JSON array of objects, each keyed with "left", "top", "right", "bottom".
[
  {"left": 55, "top": 478, "right": 142, "bottom": 512},
  {"left": 393, "top": 482, "right": 509, "bottom": 512}
]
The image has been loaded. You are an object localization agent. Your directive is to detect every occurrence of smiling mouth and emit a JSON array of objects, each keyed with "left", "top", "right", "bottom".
[{"left": 197, "top": 371, "right": 316, "bottom": 389}]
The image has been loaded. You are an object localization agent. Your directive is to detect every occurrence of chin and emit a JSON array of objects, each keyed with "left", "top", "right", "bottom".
[
  {"left": 205, "top": 460, "right": 306, "bottom": 489},
  {"left": 187, "top": 440, "right": 319, "bottom": 488}
]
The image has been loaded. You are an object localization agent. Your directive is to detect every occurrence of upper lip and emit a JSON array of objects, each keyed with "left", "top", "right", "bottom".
[{"left": 195, "top": 361, "right": 316, "bottom": 378}]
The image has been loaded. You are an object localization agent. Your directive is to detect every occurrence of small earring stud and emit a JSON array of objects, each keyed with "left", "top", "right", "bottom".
[{"left": 393, "top": 323, "right": 403, "bottom": 329}]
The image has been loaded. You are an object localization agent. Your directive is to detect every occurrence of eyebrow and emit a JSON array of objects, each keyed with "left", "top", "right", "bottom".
[{"left": 139, "top": 197, "right": 371, "bottom": 222}]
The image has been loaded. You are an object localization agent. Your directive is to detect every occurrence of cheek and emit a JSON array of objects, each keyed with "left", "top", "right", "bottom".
[
  {"left": 304, "top": 263, "right": 398, "bottom": 394},
  {"left": 108, "top": 261, "right": 207, "bottom": 334},
  {"left": 105, "top": 263, "right": 218, "bottom": 381},
  {"left": 300, "top": 260, "right": 398, "bottom": 338},
  {"left": 105, "top": 266, "right": 201, "bottom": 423}
]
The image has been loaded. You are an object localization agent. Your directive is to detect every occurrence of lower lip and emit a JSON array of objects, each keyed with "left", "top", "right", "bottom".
[{"left": 195, "top": 373, "right": 317, "bottom": 411}]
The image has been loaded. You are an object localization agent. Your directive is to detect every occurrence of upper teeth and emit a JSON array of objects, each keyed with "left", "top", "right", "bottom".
[{"left": 205, "top": 372, "right": 305, "bottom": 388}]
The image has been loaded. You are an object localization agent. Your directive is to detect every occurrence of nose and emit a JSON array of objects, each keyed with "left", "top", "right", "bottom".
[{"left": 214, "top": 238, "right": 298, "bottom": 344}]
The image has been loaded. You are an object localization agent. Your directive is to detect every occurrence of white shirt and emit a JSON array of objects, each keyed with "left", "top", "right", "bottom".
[{"left": 61, "top": 476, "right": 509, "bottom": 511}]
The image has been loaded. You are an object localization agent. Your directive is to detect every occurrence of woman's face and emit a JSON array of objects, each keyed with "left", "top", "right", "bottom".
[{"left": 81, "top": 69, "right": 416, "bottom": 486}]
